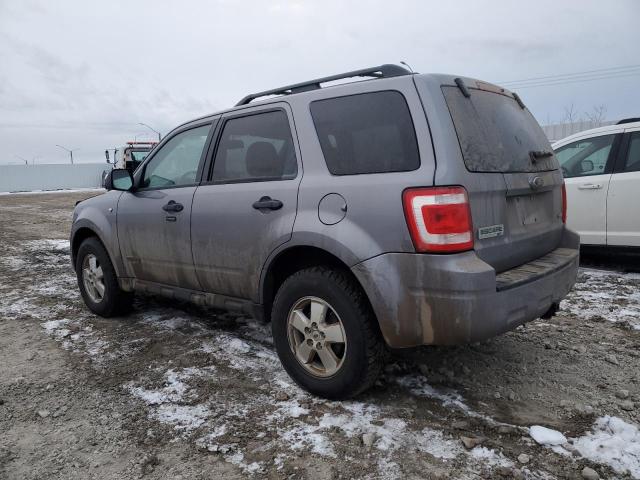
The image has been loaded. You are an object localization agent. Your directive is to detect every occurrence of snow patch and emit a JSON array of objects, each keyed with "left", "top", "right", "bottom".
[
  {"left": 529, "top": 425, "right": 567, "bottom": 446},
  {"left": 42, "top": 319, "right": 70, "bottom": 334},
  {"left": 128, "top": 368, "right": 202, "bottom": 405},
  {"left": 571, "top": 416, "right": 640, "bottom": 477},
  {"left": 268, "top": 399, "right": 309, "bottom": 420},
  {"left": 153, "top": 404, "right": 211, "bottom": 432},
  {"left": 562, "top": 268, "right": 640, "bottom": 330},
  {"left": 225, "top": 451, "right": 263, "bottom": 475},
  {"left": 469, "top": 446, "right": 514, "bottom": 468},
  {"left": 25, "top": 238, "right": 70, "bottom": 252},
  {"left": 280, "top": 423, "right": 336, "bottom": 457}
]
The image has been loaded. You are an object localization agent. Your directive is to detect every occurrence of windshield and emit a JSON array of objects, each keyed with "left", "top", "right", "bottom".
[
  {"left": 442, "top": 86, "right": 557, "bottom": 173},
  {"left": 130, "top": 150, "right": 150, "bottom": 162}
]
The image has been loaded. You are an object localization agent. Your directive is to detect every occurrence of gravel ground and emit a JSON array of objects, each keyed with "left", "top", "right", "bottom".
[{"left": 1, "top": 191, "right": 639, "bottom": 480}]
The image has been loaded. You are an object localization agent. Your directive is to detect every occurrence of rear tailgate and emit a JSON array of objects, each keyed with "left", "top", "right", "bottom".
[{"left": 415, "top": 75, "right": 565, "bottom": 273}]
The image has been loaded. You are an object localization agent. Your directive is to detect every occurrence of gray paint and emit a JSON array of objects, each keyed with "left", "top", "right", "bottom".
[
  {"left": 70, "top": 190, "right": 126, "bottom": 278},
  {"left": 117, "top": 186, "right": 201, "bottom": 289},
  {"left": 71, "top": 71, "right": 579, "bottom": 349},
  {"left": 317, "top": 193, "right": 347, "bottom": 225}
]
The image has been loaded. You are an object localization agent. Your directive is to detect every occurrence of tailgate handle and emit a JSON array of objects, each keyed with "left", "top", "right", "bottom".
[{"left": 577, "top": 183, "right": 603, "bottom": 190}]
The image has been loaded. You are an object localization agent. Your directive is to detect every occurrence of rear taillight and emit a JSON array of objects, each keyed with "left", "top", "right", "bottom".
[
  {"left": 402, "top": 186, "right": 474, "bottom": 253},
  {"left": 561, "top": 182, "right": 567, "bottom": 224}
]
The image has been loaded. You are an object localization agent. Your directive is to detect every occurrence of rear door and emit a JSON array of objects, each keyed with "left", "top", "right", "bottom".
[
  {"left": 607, "top": 128, "right": 640, "bottom": 246},
  {"left": 554, "top": 133, "right": 619, "bottom": 245},
  {"left": 191, "top": 104, "right": 301, "bottom": 301},
  {"left": 433, "top": 80, "right": 565, "bottom": 272}
]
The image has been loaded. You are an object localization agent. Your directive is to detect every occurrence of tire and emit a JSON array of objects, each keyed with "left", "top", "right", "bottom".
[
  {"left": 271, "top": 266, "right": 384, "bottom": 399},
  {"left": 75, "top": 237, "right": 133, "bottom": 317}
]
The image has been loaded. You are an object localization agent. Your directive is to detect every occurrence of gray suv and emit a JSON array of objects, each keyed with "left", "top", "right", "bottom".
[{"left": 71, "top": 65, "right": 579, "bottom": 399}]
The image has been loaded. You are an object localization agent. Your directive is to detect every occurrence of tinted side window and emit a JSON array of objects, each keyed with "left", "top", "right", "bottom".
[
  {"left": 623, "top": 132, "right": 640, "bottom": 173},
  {"left": 141, "top": 125, "right": 210, "bottom": 188},
  {"left": 554, "top": 134, "right": 615, "bottom": 178},
  {"left": 310, "top": 91, "right": 420, "bottom": 175},
  {"left": 211, "top": 111, "right": 297, "bottom": 183}
]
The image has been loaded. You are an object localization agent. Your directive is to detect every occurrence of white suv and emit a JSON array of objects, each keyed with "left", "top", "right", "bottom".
[{"left": 553, "top": 119, "right": 640, "bottom": 248}]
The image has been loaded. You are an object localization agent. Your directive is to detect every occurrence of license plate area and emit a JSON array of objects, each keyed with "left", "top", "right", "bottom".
[{"left": 509, "top": 192, "right": 553, "bottom": 226}]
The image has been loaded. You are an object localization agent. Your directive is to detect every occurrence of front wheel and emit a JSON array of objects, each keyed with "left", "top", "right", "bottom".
[
  {"left": 75, "top": 237, "right": 133, "bottom": 317},
  {"left": 271, "top": 267, "right": 384, "bottom": 399}
]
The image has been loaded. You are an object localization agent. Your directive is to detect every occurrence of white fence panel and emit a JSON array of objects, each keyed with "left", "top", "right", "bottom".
[
  {"left": 0, "top": 164, "right": 108, "bottom": 193},
  {"left": 542, "top": 121, "right": 616, "bottom": 144}
]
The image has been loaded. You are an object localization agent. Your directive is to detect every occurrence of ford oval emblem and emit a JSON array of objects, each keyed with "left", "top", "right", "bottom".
[{"left": 529, "top": 176, "right": 545, "bottom": 189}]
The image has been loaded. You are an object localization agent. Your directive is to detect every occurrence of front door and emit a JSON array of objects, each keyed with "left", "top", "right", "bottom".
[
  {"left": 117, "top": 123, "right": 212, "bottom": 288},
  {"left": 555, "top": 133, "right": 619, "bottom": 245},
  {"left": 191, "top": 106, "right": 301, "bottom": 301},
  {"left": 607, "top": 129, "right": 640, "bottom": 246}
]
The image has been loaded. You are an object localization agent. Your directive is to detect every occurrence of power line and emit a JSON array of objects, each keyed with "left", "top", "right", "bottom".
[
  {"left": 503, "top": 71, "right": 640, "bottom": 89},
  {"left": 502, "top": 68, "right": 640, "bottom": 87},
  {"left": 502, "top": 69, "right": 640, "bottom": 88},
  {"left": 499, "top": 64, "right": 640, "bottom": 85}
]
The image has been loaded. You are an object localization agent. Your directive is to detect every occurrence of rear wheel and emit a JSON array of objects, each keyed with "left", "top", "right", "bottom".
[
  {"left": 76, "top": 237, "right": 133, "bottom": 317},
  {"left": 271, "top": 267, "right": 384, "bottom": 399}
]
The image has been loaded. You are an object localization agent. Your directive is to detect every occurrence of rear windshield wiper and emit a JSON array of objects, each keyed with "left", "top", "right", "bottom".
[
  {"left": 512, "top": 92, "right": 526, "bottom": 109},
  {"left": 530, "top": 150, "right": 553, "bottom": 159},
  {"left": 529, "top": 150, "right": 554, "bottom": 164},
  {"left": 454, "top": 77, "right": 471, "bottom": 98}
]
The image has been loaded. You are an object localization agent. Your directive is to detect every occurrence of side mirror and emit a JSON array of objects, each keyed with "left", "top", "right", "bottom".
[
  {"left": 580, "top": 159, "right": 594, "bottom": 173},
  {"left": 104, "top": 169, "right": 134, "bottom": 191},
  {"left": 105, "top": 149, "right": 110, "bottom": 162}
]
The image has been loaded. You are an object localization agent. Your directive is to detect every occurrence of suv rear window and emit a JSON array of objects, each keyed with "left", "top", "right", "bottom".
[
  {"left": 310, "top": 91, "right": 420, "bottom": 175},
  {"left": 442, "top": 86, "right": 557, "bottom": 173}
]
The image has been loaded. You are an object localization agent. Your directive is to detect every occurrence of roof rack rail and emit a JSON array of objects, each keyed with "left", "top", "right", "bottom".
[
  {"left": 616, "top": 117, "right": 640, "bottom": 125},
  {"left": 235, "top": 64, "right": 412, "bottom": 106}
]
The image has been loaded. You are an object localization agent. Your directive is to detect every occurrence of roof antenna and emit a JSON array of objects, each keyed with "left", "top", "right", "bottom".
[{"left": 400, "top": 61, "right": 414, "bottom": 73}]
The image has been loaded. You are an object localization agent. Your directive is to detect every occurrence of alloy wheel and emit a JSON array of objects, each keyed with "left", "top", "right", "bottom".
[{"left": 286, "top": 296, "right": 347, "bottom": 378}]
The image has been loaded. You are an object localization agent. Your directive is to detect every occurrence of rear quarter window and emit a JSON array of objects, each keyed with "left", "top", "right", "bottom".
[{"left": 310, "top": 91, "right": 420, "bottom": 175}]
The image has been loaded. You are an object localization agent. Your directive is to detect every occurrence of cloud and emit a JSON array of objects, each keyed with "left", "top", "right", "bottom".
[{"left": 0, "top": 0, "right": 638, "bottom": 163}]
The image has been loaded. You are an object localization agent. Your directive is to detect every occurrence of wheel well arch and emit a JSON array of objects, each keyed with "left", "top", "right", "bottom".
[
  {"left": 71, "top": 227, "right": 101, "bottom": 269},
  {"left": 261, "top": 245, "right": 374, "bottom": 322}
]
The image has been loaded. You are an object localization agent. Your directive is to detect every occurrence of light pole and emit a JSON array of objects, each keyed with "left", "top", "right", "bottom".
[
  {"left": 14, "top": 155, "right": 29, "bottom": 165},
  {"left": 138, "top": 122, "right": 162, "bottom": 142},
  {"left": 56, "top": 144, "right": 76, "bottom": 164}
]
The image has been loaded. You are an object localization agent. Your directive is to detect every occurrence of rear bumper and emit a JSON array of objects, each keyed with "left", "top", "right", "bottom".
[{"left": 352, "top": 228, "right": 580, "bottom": 348}]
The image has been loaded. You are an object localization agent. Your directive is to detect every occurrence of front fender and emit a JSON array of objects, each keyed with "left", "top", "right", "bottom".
[{"left": 70, "top": 191, "right": 125, "bottom": 278}]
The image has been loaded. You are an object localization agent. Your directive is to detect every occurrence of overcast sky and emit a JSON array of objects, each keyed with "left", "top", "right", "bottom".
[{"left": 1, "top": 0, "right": 638, "bottom": 164}]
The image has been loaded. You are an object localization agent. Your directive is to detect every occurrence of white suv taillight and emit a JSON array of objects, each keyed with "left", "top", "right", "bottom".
[{"left": 402, "top": 186, "right": 474, "bottom": 253}]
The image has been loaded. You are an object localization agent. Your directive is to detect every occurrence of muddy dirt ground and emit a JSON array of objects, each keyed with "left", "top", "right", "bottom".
[{"left": 1, "top": 191, "right": 639, "bottom": 480}]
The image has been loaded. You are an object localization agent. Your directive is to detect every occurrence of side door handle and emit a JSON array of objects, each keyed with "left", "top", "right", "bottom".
[
  {"left": 162, "top": 200, "right": 184, "bottom": 212},
  {"left": 252, "top": 196, "right": 283, "bottom": 212},
  {"left": 577, "top": 183, "right": 603, "bottom": 190}
]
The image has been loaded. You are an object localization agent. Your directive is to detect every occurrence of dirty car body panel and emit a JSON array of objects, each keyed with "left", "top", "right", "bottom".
[{"left": 71, "top": 66, "right": 579, "bottom": 353}]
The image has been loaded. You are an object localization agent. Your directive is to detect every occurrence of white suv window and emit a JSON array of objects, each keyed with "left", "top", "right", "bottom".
[
  {"left": 623, "top": 132, "right": 640, "bottom": 173},
  {"left": 555, "top": 134, "right": 615, "bottom": 178}
]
